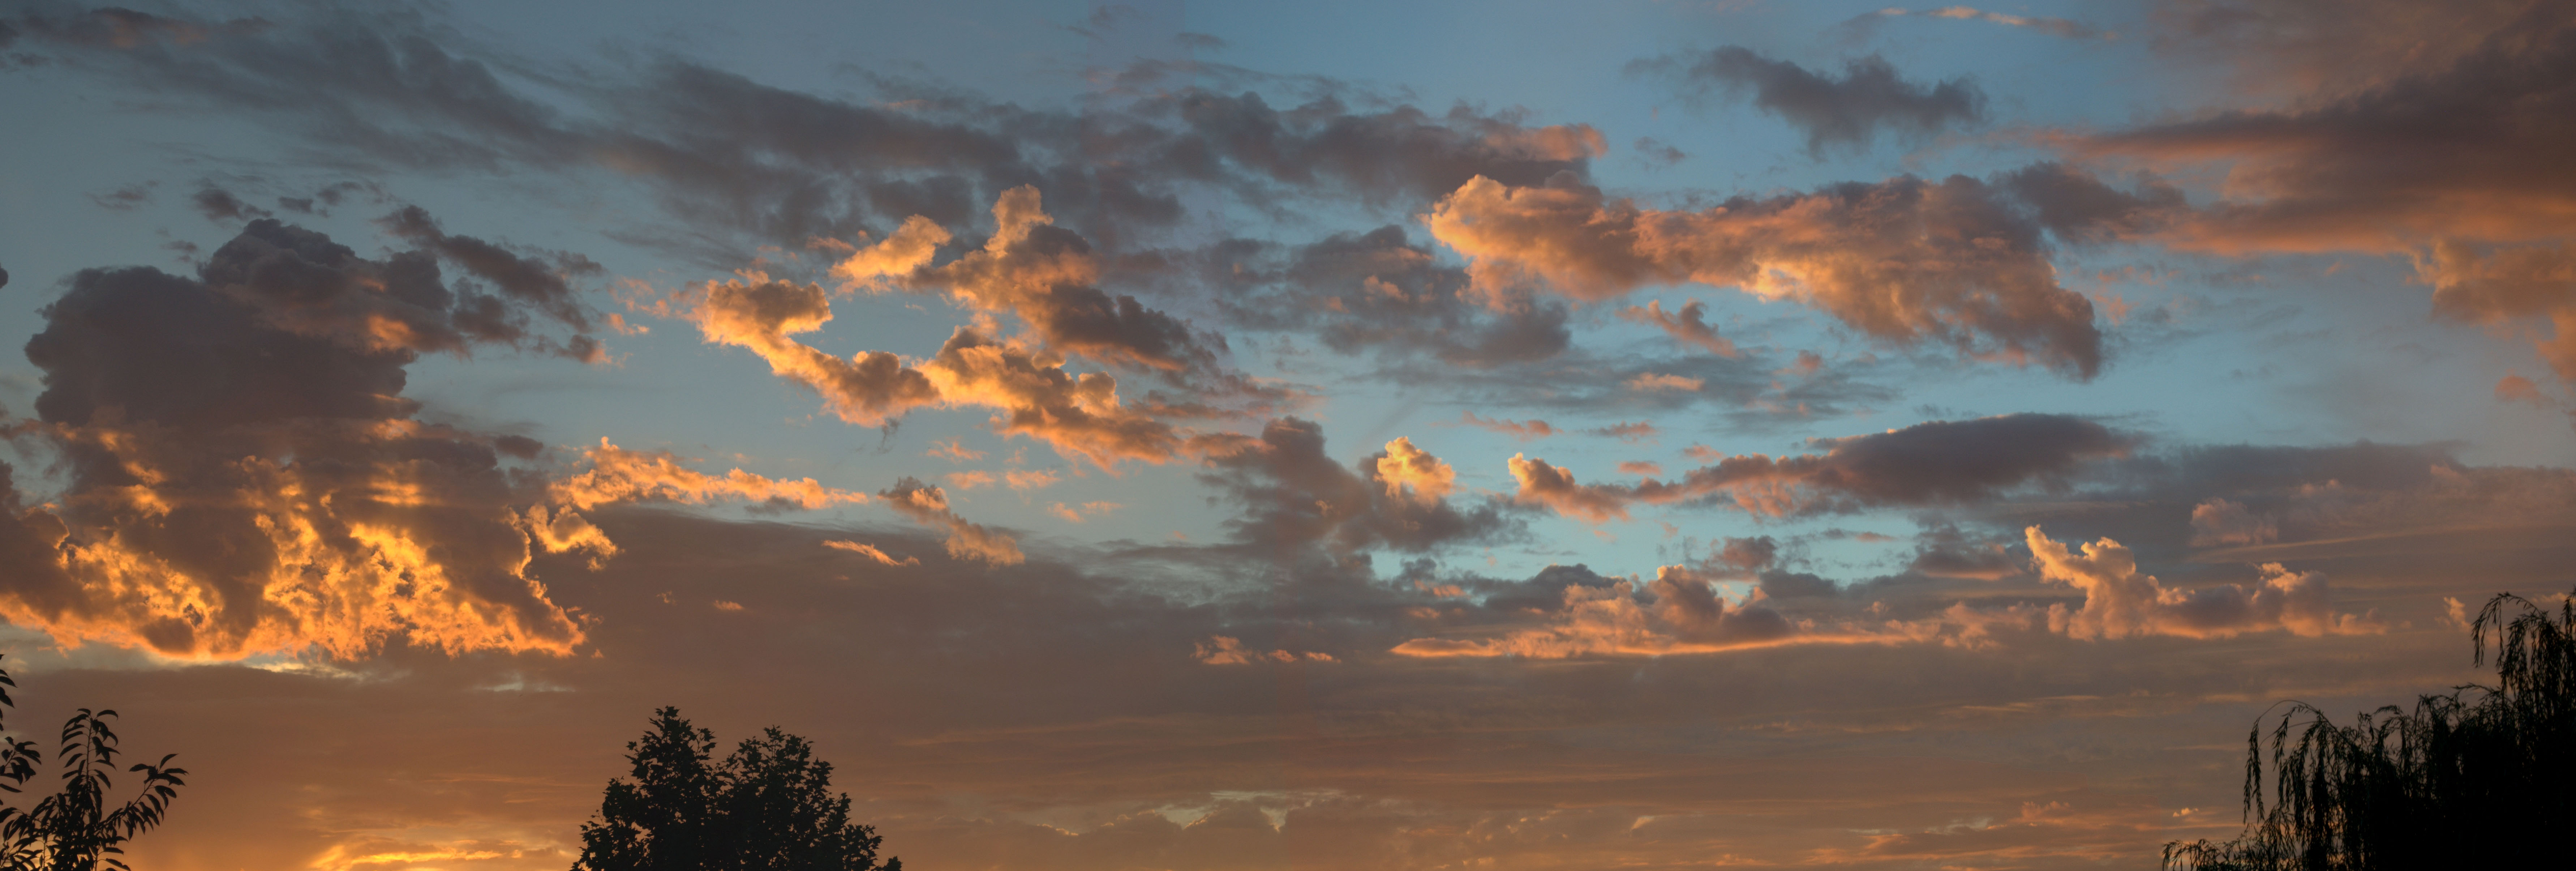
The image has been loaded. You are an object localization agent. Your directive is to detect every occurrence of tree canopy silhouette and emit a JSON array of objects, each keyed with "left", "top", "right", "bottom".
[
  {"left": 2164, "top": 590, "right": 2575, "bottom": 870},
  {"left": 573, "top": 707, "right": 900, "bottom": 871},
  {"left": 0, "top": 657, "right": 188, "bottom": 871}
]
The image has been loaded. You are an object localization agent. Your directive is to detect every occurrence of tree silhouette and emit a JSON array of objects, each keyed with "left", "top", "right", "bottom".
[
  {"left": 2164, "top": 590, "right": 2575, "bottom": 870},
  {"left": 0, "top": 658, "right": 188, "bottom": 871},
  {"left": 573, "top": 708, "right": 900, "bottom": 871}
]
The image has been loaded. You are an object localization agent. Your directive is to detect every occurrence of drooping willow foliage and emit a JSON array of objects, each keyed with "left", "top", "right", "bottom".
[{"left": 2164, "top": 590, "right": 2576, "bottom": 870}]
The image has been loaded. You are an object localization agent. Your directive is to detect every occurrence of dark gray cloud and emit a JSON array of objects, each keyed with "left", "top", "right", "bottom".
[
  {"left": 1512, "top": 414, "right": 2137, "bottom": 520},
  {"left": 7, "top": 8, "right": 1602, "bottom": 263},
  {"left": 1197, "top": 417, "right": 1519, "bottom": 553},
  {"left": 1631, "top": 47, "right": 1983, "bottom": 155},
  {"left": 380, "top": 204, "right": 603, "bottom": 359},
  {"left": 1194, "top": 225, "right": 1572, "bottom": 367},
  {"left": 1, "top": 223, "right": 608, "bottom": 656},
  {"left": 190, "top": 185, "right": 271, "bottom": 222}
]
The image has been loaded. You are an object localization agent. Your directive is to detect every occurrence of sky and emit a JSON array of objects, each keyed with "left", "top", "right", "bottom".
[{"left": 0, "top": 0, "right": 2572, "bottom": 868}]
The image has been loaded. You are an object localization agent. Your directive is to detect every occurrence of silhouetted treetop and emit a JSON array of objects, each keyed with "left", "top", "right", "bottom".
[{"left": 573, "top": 707, "right": 899, "bottom": 871}]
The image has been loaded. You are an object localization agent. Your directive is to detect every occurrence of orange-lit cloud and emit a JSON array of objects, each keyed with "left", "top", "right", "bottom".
[
  {"left": 551, "top": 439, "right": 871, "bottom": 511},
  {"left": 2026, "top": 526, "right": 2377, "bottom": 639},
  {"left": 1193, "top": 636, "right": 1335, "bottom": 665},
  {"left": 834, "top": 187, "right": 1220, "bottom": 374},
  {"left": 1616, "top": 299, "right": 1737, "bottom": 356},
  {"left": 824, "top": 539, "right": 920, "bottom": 567},
  {"left": 1369, "top": 437, "right": 1456, "bottom": 503},
  {"left": 1424, "top": 174, "right": 2107, "bottom": 378},
  {"left": 1390, "top": 572, "right": 1831, "bottom": 658},
  {"left": 677, "top": 267, "right": 1190, "bottom": 469},
  {"left": 880, "top": 478, "right": 1024, "bottom": 565}
]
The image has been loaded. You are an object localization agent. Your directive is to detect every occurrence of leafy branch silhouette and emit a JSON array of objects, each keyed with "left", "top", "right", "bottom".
[{"left": 0, "top": 657, "right": 187, "bottom": 871}]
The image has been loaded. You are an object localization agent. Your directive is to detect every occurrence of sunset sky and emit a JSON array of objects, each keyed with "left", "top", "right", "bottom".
[{"left": 2, "top": 0, "right": 2573, "bottom": 868}]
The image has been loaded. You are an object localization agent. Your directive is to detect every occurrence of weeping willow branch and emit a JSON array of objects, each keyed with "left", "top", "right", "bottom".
[{"left": 2165, "top": 590, "right": 2576, "bottom": 870}]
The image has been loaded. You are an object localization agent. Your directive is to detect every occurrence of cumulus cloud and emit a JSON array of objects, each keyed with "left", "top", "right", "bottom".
[
  {"left": 1511, "top": 414, "right": 2133, "bottom": 522},
  {"left": 2026, "top": 526, "right": 2375, "bottom": 639},
  {"left": 835, "top": 187, "right": 1228, "bottom": 377},
  {"left": 1630, "top": 47, "right": 1984, "bottom": 155},
  {"left": 0, "top": 222, "right": 612, "bottom": 659},
  {"left": 197, "top": 215, "right": 602, "bottom": 362},
  {"left": 1201, "top": 419, "right": 1515, "bottom": 552},
  {"left": 1617, "top": 299, "right": 1737, "bottom": 356},
  {"left": 675, "top": 272, "right": 1188, "bottom": 469},
  {"left": 879, "top": 478, "right": 1025, "bottom": 565},
  {"left": 1423, "top": 174, "right": 2111, "bottom": 379}
]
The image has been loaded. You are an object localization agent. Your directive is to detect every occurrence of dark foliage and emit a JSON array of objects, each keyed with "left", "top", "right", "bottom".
[
  {"left": 2164, "top": 591, "right": 2576, "bottom": 869},
  {"left": 0, "top": 658, "right": 189, "bottom": 871},
  {"left": 572, "top": 708, "right": 900, "bottom": 871}
]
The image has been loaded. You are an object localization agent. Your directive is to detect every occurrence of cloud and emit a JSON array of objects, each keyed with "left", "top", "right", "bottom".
[
  {"left": 191, "top": 185, "right": 271, "bottom": 221},
  {"left": 1193, "top": 636, "right": 1333, "bottom": 664},
  {"left": 379, "top": 205, "right": 605, "bottom": 361},
  {"left": 1506, "top": 454, "right": 1633, "bottom": 524},
  {"left": 835, "top": 187, "right": 1228, "bottom": 377},
  {"left": 2420, "top": 241, "right": 2576, "bottom": 381},
  {"left": 1369, "top": 436, "right": 1457, "bottom": 503},
  {"left": 1617, "top": 299, "right": 1737, "bottom": 356},
  {"left": 1389, "top": 570, "right": 1812, "bottom": 658},
  {"left": 2026, "top": 526, "right": 2376, "bottom": 639},
  {"left": 824, "top": 539, "right": 920, "bottom": 567},
  {"left": 10, "top": 9, "right": 1610, "bottom": 257},
  {"left": 196, "top": 216, "right": 602, "bottom": 362},
  {"left": 1511, "top": 414, "right": 2134, "bottom": 521},
  {"left": 1048, "top": 501, "right": 1122, "bottom": 523},
  {"left": 1590, "top": 422, "right": 1659, "bottom": 443},
  {"left": 879, "top": 478, "right": 1025, "bottom": 565},
  {"left": 1423, "top": 174, "right": 2110, "bottom": 379},
  {"left": 1200, "top": 419, "right": 1516, "bottom": 552},
  {"left": 678, "top": 272, "right": 942, "bottom": 426},
  {"left": 1624, "top": 373, "right": 1704, "bottom": 392},
  {"left": 1862, "top": 7, "right": 2112, "bottom": 41},
  {"left": 1630, "top": 47, "right": 1984, "bottom": 155},
  {"left": 549, "top": 440, "right": 872, "bottom": 511},
  {"left": 2188, "top": 498, "right": 2277, "bottom": 547},
  {"left": 0, "top": 221, "right": 612, "bottom": 659},
  {"left": 2494, "top": 374, "right": 2553, "bottom": 407},
  {"left": 675, "top": 272, "right": 1189, "bottom": 469},
  {"left": 2070, "top": 6, "right": 2576, "bottom": 379},
  {"left": 1200, "top": 225, "right": 1573, "bottom": 367},
  {"left": 1460, "top": 411, "right": 1558, "bottom": 440}
]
